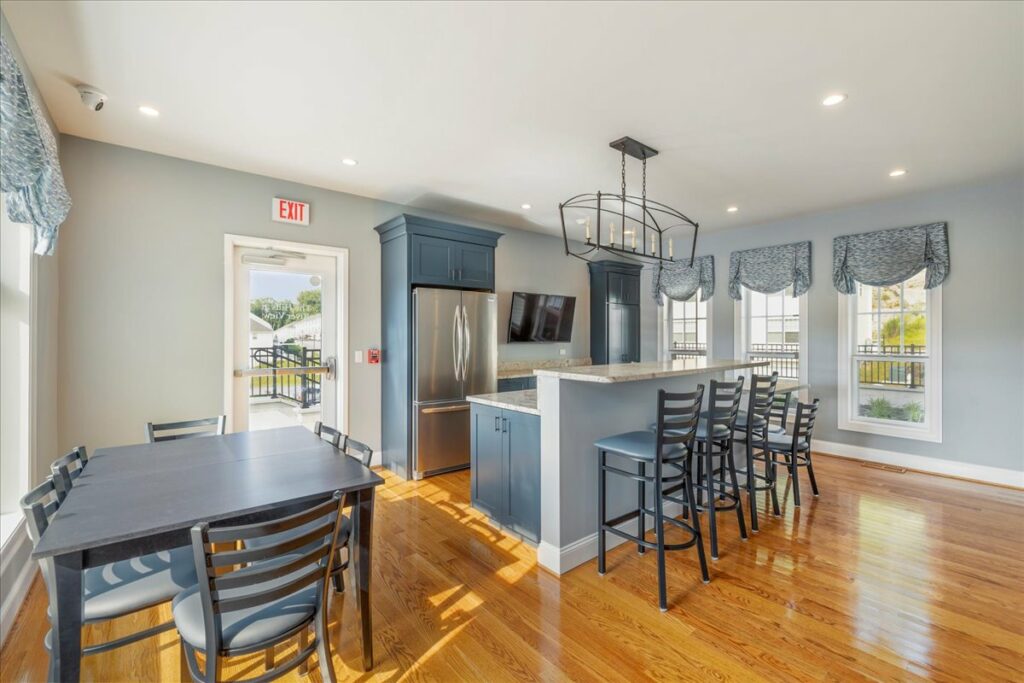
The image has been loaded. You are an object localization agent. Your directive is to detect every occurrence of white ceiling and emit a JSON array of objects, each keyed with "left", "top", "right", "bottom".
[{"left": 5, "top": 1, "right": 1023, "bottom": 235}]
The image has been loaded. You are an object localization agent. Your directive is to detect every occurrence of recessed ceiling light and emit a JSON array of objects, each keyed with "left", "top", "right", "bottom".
[
  {"left": 138, "top": 105, "right": 159, "bottom": 117},
  {"left": 341, "top": 158, "right": 358, "bottom": 166},
  {"left": 889, "top": 168, "right": 907, "bottom": 177},
  {"left": 822, "top": 93, "right": 847, "bottom": 107},
  {"left": 521, "top": 203, "right": 531, "bottom": 210},
  {"left": 727, "top": 206, "right": 739, "bottom": 213}
]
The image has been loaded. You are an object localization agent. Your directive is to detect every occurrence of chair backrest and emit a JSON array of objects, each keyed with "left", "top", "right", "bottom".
[
  {"left": 313, "top": 421, "right": 346, "bottom": 449},
  {"left": 706, "top": 377, "right": 745, "bottom": 432},
  {"left": 791, "top": 399, "right": 821, "bottom": 449},
  {"left": 19, "top": 476, "right": 63, "bottom": 544},
  {"left": 745, "top": 372, "right": 778, "bottom": 435},
  {"left": 146, "top": 415, "right": 226, "bottom": 443},
  {"left": 50, "top": 446, "right": 88, "bottom": 498},
  {"left": 342, "top": 436, "right": 373, "bottom": 467},
  {"left": 655, "top": 385, "right": 705, "bottom": 461},
  {"left": 767, "top": 392, "right": 792, "bottom": 431},
  {"left": 189, "top": 492, "right": 344, "bottom": 658}
]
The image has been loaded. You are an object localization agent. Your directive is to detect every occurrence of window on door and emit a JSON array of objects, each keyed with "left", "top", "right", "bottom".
[
  {"left": 838, "top": 270, "right": 941, "bottom": 441},
  {"left": 663, "top": 291, "right": 711, "bottom": 359},
  {"left": 735, "top": 286, "right": 807, "bottom": 382}
]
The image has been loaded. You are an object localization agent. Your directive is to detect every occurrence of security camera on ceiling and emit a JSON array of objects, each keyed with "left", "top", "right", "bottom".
[{"left": 76, "top": 85, "right": 108, "bottom": 111}]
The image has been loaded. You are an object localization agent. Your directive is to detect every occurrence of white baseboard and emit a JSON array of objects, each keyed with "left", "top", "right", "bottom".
[
  {"left": 814, "top": 439, "right": 1024, "bottom": 488},
  {"left": 538, "top": 502, "right": 684, "bottom": 575},
  {"left": 0, "top": 521, "right": 37, "bottom": 647}
]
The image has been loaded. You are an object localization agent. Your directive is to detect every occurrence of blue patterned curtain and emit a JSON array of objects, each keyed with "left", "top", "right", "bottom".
[
  {"left": 833, "top": 222, "right": 949, "bottom": 294},
  {"left": 728, "top": 241, "right": 811, "bottom": 300},
  {"left": 652, "top": 255, "right": 714, "bottom": 305},
  {"left": 1, "top": 34, "right": 70, "bottom": 255}
]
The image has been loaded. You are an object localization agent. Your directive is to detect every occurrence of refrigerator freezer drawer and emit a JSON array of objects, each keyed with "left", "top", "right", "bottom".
[{"left": 413, "top": 401, "right": 471, "bottom": 478}]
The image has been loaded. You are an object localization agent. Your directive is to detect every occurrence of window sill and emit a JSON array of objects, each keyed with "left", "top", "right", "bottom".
[{"left": 838, "top": 417, "right": 941, "bottom": 443}]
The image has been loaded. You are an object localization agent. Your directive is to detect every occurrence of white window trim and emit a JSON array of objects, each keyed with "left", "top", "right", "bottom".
[
  {"left": 658, "top": 292, "right": 713, "bottom": 361},
  {"left": 733, "top": 289, "right": 808, "bottom": 388},
  {"left": 836, "top": 286, "right": 942, "bottom": 443}
]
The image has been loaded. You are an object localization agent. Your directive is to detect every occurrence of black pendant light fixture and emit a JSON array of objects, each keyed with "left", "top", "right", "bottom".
[{"left": 559, "top": 136, "right": 699, "bottom": 266}]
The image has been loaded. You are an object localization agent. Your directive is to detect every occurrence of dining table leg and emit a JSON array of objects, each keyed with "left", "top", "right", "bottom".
[
  {"left": 350, "top": 486, "right": 375, "bottom": 671},
  {"left": 48, "top": 552, "right": 84, "bottom": 682}
]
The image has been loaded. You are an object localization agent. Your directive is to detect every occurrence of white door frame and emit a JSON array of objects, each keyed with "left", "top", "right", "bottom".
[{"left": 223, "top": 234, "right": 349, "bottom": 434}]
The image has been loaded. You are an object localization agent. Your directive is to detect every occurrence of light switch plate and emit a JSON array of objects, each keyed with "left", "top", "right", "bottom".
[{"left": 354, "top": 350, "right": 362, "bottom": 363}]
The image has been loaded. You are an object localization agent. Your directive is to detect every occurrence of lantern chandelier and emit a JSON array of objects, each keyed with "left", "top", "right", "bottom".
[{"left": 559, "top": 136, "right": 699, "bottom": 266}]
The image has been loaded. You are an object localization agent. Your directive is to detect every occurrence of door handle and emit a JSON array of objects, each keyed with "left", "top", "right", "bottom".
[
  {"left": 495, "top": 415, "right": 501, "bottom": 431},
  {"left": 452, "top": 305, "right": 463, "bottom": 382},
  {"left": 462, "top": 305, "right": 471, "bottom": 378},
  {"left": 501, "top": 417, "right": 508, "bottom": 433},
  {"left": 422, "top": 404, "right": 471, "bottom": 415}
]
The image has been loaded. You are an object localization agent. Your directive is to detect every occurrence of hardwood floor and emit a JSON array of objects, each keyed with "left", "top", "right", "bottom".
[{"left": 2, "top": 454, "right": 1023, "bottom": 682}]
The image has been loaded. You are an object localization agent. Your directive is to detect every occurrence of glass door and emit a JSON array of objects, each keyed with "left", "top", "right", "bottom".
[{"left": 232, "top": 247, "right": 337, "bottom": 432}]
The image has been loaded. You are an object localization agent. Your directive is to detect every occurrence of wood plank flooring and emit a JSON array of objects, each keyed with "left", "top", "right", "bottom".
[{"left": 2, "top": 454, "right": 1023, "bottom": 681}]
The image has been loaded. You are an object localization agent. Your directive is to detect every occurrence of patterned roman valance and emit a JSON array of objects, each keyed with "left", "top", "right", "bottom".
[
  {"left": 0, "top": 35, "right": 71, "bottom": 255},
  {"left": 728, "top": 241, "right": 811, "bottom": 300},
  {"left": 652, "top": 255, "right": 714, "bottom": 305},
  {"left": 833, "top": 222, "right": 949, "bottom": 294}
]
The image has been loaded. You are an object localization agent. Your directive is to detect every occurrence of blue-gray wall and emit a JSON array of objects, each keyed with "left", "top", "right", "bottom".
[{"left": 692, "top": 175, "right": 1024, "bottom": 472}]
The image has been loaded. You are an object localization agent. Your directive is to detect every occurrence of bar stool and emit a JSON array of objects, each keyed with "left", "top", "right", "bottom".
[
  {"left": 595, "top": 386, "right": 709, "bottom": 612},
  {"left": 731, "top": 373, "right": 779, "bottom": 532},
  {"left": 754, "top": 399, "right": 821, "bottom": 506},
  {"left": 694, "top": 377, "right": 747, "bottom": 560}
]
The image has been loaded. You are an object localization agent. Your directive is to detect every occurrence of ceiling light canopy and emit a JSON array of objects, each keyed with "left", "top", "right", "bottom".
[
  {"left": 341, "top": 158, "right": 358, "bottom": 166},
  {"left": 889, "top": 168, "right": 908, "bottom": 177},
  {"left": 727, "top": 206, "right": 739, "bottom": 213},
  {"left": 559, "top": 136, "right": 698, "bottom": 265},
  {"left": 822, "top": 93, "right": 847, "bottom": 107},
  {"left": 138, "top": 105, "right": 159, "bottom": 117}
]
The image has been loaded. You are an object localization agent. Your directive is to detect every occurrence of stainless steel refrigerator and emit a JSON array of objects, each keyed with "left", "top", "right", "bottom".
[{"left": 412, "top": 288, "right": 497, "bottom": 478}]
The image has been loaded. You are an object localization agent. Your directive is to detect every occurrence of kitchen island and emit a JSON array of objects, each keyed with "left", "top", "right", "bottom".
[{"left": 534, "top": 358, "right": 769, "bottom": 574}]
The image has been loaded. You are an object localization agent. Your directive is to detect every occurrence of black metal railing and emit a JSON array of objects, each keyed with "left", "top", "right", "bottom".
[
  {"left": 748, "top": 343, "right": 799, "bottom": 379},
  {"left": 249, "top": 344, "right": 321, "bottom": 408},
  {"left": 670, "top": 342, "right": 707, "bottom": 358},
  {"left": 857, "top": 360, "right": 925, "bottom": 389},
  {"left": 856, "top": 343, "right": 926, "bottom": 355}
]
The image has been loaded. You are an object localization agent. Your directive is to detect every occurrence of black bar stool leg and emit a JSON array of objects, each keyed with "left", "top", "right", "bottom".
[
  {"left": 725, "top": 444, "right": 748, "bottom": 540},
  {"left": 654, "top": 462, "right": 668, "bottom": 612},
  {"left": 598, "top": 449, "right": 607, "bottom": 574},
  {"left": 805, "top": 452, "right": 820, "bottom": 496},
  {"left": 745, "top": 442, "right": 758, "bottom": 533},
  {"left": 696, "top": 443, "right": 705, "bottom": 508},
  {"left": 767, "top": 448, "right": 781, "bottom": 517},
  {"left": 789, "top": 449, "right": 802, "bottom": 507},
  {"left": 705, "top": 441, "right": 718, "bottom": 560},
  {"left": 637, "top": 460, "right": 646, "bottom": 554},
  {"left": 686, "top": 469, "right": 710, "bottom": 584}
]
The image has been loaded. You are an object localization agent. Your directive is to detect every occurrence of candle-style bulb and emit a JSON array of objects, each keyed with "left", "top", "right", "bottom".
[
  {"left": 610, "top": 222, "right": 616, "bottom": 244},
  {"left": 651, "top": 234, "right": 656, "bottom": 255},
  {"left": 669, "top": 239, "right": 674, "bottom": 258},
  {"left": 585, "top": 217, "right": 592, "bottom": 241}
]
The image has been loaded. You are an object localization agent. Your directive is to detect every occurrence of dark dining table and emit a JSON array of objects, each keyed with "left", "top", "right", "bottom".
[{"left": 31, "top": 425, "right": 384, "bottom": 682}]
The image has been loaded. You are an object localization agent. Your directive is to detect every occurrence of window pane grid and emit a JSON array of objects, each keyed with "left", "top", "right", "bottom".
[{"left": 669, "top": 291, "right": 707, "bottom": 358}]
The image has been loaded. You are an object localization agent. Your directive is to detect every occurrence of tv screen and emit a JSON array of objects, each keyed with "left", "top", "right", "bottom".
[{"left": 507, "top": 292, "right": 576, "bottom": 343}]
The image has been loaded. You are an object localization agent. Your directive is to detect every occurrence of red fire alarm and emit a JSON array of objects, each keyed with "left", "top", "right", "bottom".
[{"left": 368, "top": 348, "right": 381, "bottom": 364}]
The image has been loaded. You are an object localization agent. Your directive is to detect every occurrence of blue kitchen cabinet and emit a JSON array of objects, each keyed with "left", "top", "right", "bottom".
[
  {"left": 589, "top": 260, "right": 642, "bottom": 365},
  {"left": 410, "top": 234, "right": 495, "bottom": 289},
  {"left": 470, "top": 403, "right": 505, "bottom": 520}
]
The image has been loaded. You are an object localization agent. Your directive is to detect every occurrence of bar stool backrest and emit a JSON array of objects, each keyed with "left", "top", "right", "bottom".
[
  {"left": 655, "top": 385, "right": 705, "bottom": 454},
  {"left": 313, "top": 421, "right": 346, "bottom": 449},
  {"left": 189, "top": 492, "right": 345, "bottom": 660},
  {"left": 746, "top": 372, "right": 778, "bottom": 433},
  {"left": 791, "top": 399, "right": 821, "bottom": 450},
  {"left": 767, "top": 393, "right": 792, "bottom": 431},
  {"left": 707, "top": 377, "right": 745, "bottom": 432},
  {"left": 50, "top": 446, "right": 88, "bottom": 498},
  {"left": 146, "top": 416, "right": 226, "bottom": 443}
]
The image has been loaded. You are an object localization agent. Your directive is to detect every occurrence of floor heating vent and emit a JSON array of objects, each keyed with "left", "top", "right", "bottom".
[{"left": 860, "top": 461, "right": 908, "bottom": 474}]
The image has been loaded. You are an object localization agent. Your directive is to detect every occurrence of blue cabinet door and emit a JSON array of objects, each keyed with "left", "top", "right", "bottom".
[
  {"left": 504, "top": 411, "right": 541, "bottom": 542},
  {"left": 410, "top": 235, "right": 456, "bottom": 286},
  {"left": 471, "top": 404, "right": 504, "bottom": 519},
  {"left": 455, "top": 242, "right": 494, "bottom": 289}
]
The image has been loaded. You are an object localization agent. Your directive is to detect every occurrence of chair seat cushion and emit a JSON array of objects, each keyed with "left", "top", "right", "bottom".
[
  {"left": 245, "top": 515, "right": 351, "bottom": 551},
  {"left": 172, "top": 555, "right": 319, "bottom": 651},
  {"left": 596, "top": 431, "right": 671, "bottom": 460},
  {"left": 696, "top": 420, "right": 732, "bottom": 440},
  {"left": 75, "top": 546, "right": 197, "bottom": 621},
  {"left": 702, "top": 410, "right": 766, "bottom": 430},
  {"left": 752, "top": 430, "right": 809, "bottom": 451}
]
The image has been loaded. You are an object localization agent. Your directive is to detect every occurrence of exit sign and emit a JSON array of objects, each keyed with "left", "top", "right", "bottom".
[{"left": 272, "top": 197, "right": 310, "bottom": 225}]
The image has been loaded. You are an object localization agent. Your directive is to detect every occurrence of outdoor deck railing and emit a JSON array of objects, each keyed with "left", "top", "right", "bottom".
[{"left": 249, "top": 344, "right": 321, "bottom": 408}]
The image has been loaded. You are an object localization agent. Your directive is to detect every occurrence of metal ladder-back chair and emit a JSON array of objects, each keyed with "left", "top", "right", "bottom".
[
  {"left": 695, "top": 377, "right": 748, "bottom": 560},
  {"left": 732, "top": 373, "right": 779, "bottom": 532},
  {"left": 173, "top": 492, "right": 346, "bottom": 683},
  {"left": 758, "top": 399, "right": 821, "bottom": 507},
  {"left": 146, "top": 415, "right": 227, "bottom": 443}
]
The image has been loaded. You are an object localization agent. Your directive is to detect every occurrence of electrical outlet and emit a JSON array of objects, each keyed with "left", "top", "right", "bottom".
[
  {"left": 559, "top": 348, "right": 567, "bottom": 356},
  {"left": 354, "top": 350, "right": 362, "bottom": 364}
]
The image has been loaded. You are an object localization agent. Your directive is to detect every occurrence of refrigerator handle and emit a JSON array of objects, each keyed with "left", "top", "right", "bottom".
[
  {"left": 462, "top": 304, "right": 471, "bottom": 377},
  {"left": 452, "top": 304, "right": 462, "bottom": 383}
]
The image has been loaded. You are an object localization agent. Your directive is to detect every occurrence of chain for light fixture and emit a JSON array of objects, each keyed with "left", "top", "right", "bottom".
[{"left": 558, "top": 136, "right": 698, "bottom": 266}]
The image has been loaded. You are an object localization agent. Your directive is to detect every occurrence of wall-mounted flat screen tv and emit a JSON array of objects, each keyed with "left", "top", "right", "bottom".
[{"left": 507, "top": 292, "right": 576, "bottom": 343}]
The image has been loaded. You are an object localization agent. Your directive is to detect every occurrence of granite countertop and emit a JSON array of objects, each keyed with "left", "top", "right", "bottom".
[
  {"left": 534, "top": 358, "right": 771, "bottom": 384},
  {"left": 497, "top": 357, "right": 591, "bottom": 379},
  {"left": 466, "top": 389, "right": 539, "bottom": 416}
]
